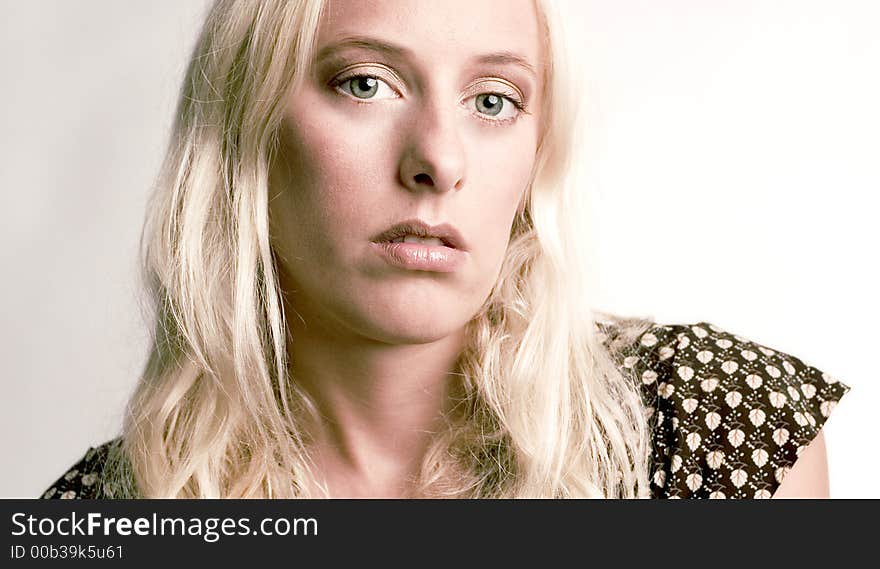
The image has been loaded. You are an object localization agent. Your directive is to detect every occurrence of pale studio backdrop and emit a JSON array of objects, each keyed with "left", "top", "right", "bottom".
[{"left": 1, "top": 1, "right": 876, "bottom": 497}]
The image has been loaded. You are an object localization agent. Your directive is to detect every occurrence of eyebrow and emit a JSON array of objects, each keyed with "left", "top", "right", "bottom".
[{"left": 315, "top": 35, "right": 539, "bottom": 79}]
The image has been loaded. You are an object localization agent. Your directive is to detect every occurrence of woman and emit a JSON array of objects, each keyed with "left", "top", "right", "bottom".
[{"left": 43, "top": 0, "right": 849, "bottom": 499}]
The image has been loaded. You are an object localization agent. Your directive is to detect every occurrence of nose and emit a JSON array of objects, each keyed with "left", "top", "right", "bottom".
[{"left": 398, "top": 94, "right": 466, "bottom": 194}]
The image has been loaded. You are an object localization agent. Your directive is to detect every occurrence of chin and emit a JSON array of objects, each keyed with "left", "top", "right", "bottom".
[{"left": 355, "top": 294, "right": 474, "bottom": 345}]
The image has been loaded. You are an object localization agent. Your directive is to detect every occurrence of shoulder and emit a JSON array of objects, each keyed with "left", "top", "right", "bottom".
[
  {"left": 40, "top": 438, "right": 121, "bottom": 499},
  {"left": 623, "top": 320, "right": 851, "bottom": 499}
]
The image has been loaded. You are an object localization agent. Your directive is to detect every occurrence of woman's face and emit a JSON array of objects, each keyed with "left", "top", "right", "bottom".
[{"left": 269, "top": 0, "right": 544, "bottom": 344}]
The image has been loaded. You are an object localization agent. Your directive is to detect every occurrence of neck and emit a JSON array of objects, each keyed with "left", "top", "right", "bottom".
[{"left": 285, "top": 301, "right": 467, "bottom": 496}]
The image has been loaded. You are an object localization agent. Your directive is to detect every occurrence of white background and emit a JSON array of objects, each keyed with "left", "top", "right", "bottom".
[{"left": 2, "top": 0, "right": 877, "bottom": 498}]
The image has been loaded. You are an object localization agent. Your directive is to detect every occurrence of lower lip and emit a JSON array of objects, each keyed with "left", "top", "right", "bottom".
[{"left": 371, "top": 241, "right": 466, "bottom": 273}]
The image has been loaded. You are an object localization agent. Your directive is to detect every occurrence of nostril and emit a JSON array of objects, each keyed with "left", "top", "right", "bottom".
[{"left": 414, "top": 173, "right": 433, "bottom": 186}]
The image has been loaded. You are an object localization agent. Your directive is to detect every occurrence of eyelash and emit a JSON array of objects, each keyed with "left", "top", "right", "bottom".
[{"left": 330, "top": 73, "right": 530, "bottom": 127}]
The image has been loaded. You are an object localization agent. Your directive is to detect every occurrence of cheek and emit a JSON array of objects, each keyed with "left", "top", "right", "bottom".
[
  {"left": 466, "top": 128, "right": 537, "bottom": 260},
  {"left": 270, "top": 114, "right": 389, "bottom": 264}
]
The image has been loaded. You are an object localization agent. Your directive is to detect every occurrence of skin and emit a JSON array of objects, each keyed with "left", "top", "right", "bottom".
[
  {"left": 268, "top": 0, "right": 544, "bottom": 497},
  {"left": 771, "top": 430, "right": 830, "bottom": 498},
  {"left": 265, "top": 0, "right": 834, "bottom": 499}
]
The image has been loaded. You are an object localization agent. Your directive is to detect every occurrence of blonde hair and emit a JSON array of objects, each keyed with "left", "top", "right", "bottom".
[{"left": 103, "top": 0, "right": 657, "bottom": 498}]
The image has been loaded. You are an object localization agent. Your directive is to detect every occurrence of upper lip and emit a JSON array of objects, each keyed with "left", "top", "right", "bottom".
[{"left": 372, "top": 218, "right": 468, "bottom": 251}]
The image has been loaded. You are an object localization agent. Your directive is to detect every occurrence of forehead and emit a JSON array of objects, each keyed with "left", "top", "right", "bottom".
[{"left": 317, "top": 0, "right": 543, "bottom": 70}]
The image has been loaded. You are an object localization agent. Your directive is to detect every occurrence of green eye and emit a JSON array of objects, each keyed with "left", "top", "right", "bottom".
[
  {"left": 349, "top": 76, "right": 379, "bottom": 99},
  {"left": 335, "top": 74, "right": 398, "bottom": 101},
  {"left": 471, "top": 92, "right": 524, "bottom": 124},
  {"left": 475, "top": 93, "right": 504, "bottom": 116}
]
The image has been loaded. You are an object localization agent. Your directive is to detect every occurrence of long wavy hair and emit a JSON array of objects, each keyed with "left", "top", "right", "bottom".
[{"left": 102, "top": 0, "right": 657, "bottom": 498}]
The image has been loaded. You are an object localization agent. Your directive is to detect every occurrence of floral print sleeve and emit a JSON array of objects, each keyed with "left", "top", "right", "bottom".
[{"left": 628, "top": 321, "right": 851, "bottom": 499}]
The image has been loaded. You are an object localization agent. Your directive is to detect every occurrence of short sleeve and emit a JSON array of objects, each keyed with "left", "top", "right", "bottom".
[
  {"left": 40, "top": 441, "right": 115, "bottom": 499},
  {"left": 639, "top": 321, "right": 851, "bottom": 499}
]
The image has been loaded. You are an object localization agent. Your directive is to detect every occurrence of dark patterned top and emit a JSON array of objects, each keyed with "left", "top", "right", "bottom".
[
  {"left": 619, "top": 321, "right": 850, "bottom": 498},
  {"left": 41, "top": 320, "right": 851, "bottom": 499}
]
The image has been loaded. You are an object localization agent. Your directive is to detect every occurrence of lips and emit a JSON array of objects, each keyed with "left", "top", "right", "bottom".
[{"left": 372, "top": 218, "right": 468, "bottom": 251}]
